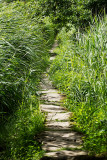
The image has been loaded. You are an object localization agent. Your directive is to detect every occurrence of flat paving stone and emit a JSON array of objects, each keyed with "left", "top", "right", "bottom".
[
  {"left": 40, "top": 92, "right": 62, "bottom": 102},
  {"left": 41, "top": 130, "right": 82, "bottom": 151},
  {"left": 39, "top": 75, "right": 53, "bottom": 90},
  {"left": 46, "top": 121, "right": 70, "bottom": 130},
  {"left": 45, "top": 150, "right": 87, "bottom": 158},
  {"left": 47, "top": 112, "right": 71, "bottom": 121},
  {"left": 41, "top": 130, "right": 82, "bottom": 143},
  {"left": 42, "top": 144, "right": 81, "bottom": 152},
  {"left": 50, "top": 56, "right": 56, "bottom": 60},
  {"left": 40, "top": 104, "right": 66, "bottom": 113},
  {"left": 39, "top": 89, "right": 59, "bottom": 94},
  {"left": 49, "top": 40, "right": 58, "bottom": 54}
]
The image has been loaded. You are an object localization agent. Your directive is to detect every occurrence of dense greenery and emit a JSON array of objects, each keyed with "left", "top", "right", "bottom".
[
  {"left": 0, "top": 0, "right": 107, "bottom": 159},
  {"left": 85, "top": 0, "right": 107, "bottom": 15},
  {"left": 0, "top": 1, "right": 54, "bottom": 159},
  {"left": 37, "top": 0, "right": 107, "bottom": 31},
  {"left": 37, "top": 0, "right": 91, "bottom": 30},
  {"left": 50, "top": 17, "right": 107, "bottom": 154}
]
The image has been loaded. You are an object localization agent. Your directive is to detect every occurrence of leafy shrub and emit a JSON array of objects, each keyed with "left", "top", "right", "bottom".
[{"left": 37, "top": 0, "right": 91, "bottom": 31}]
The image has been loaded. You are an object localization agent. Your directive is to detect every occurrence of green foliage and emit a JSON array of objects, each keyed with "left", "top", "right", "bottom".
[
  {"left": 37, "top": 0, "right": 91, "bottom": 31},
  {"left": 85, "top": 0, "right": 107, "bottom": 15},
  {"left": 0, "top": 97, "right": 45, "bottom": 159},
  {"left": 0, "top": 1, "right": 54, "bottom": 159},
  {"left": 36, "top": 0, "right": 107, "bottom": 32},
  {"left": 1, "top": 0, "right": 107, "bottom": 158},
  {"left": 49, "top": 17, "right": 107, "bottom": 154},
  {"left": 0, "top": 0, "right": 52, "bottom": 120}
]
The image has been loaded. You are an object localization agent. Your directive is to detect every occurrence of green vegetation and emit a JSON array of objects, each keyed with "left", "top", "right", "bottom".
[
  {"left": 37, "top": 0, "right": 106, "bottom": 31},
  {"left": 0, "top": 1, "right": 54, "bottom": 159},
  {"left": 37, "top": 0, "right": 91, "bottom": 31},
  {"left": 85, "top": 0, "right": 107, "bottom": 15},
  {"left": 50, "top": 17, "right": 107, "bottom": 154},
  {"left": 0, "top": 0, "right": 107, "bottom": 159}
]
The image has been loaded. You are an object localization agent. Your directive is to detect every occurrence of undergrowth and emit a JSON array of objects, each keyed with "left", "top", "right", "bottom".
[
  {"left": 50, "top": 17, "right": 107, "bottom": 155},
  {"left": 0, "top": 1, "right": 54, "bottom": 159}
]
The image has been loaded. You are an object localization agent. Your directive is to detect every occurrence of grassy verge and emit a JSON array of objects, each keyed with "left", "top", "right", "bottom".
[
  {"left": 0, "top": 1, "right": 54, "bottom": 159},
  {"left": 49, "top": 17, "right": 107, "bottom": 155}
]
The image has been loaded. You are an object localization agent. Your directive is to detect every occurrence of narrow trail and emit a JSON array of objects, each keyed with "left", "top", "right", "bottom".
[{"left": 39, "top": 41, "right": 102, "bottom": 160}]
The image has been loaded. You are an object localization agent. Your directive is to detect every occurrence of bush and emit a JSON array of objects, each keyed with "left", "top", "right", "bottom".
[{"left": 37, "top": 0, "right": 91, "bottom": 31}]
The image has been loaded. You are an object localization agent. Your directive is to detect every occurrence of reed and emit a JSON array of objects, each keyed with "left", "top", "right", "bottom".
[
  {"left": 0, "top": 1, "right": 54, "bottom": 159},
  {"left": 50, "top": 16, "right": 107, "bottom": 154}
]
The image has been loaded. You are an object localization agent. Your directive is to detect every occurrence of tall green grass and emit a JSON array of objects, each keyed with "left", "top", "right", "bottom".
[
  {"left": 0, "top": 1, "right": 54, "bottom": 159},
  {"left": 50, "top": 17, "right": 107, "bottom": 155}
]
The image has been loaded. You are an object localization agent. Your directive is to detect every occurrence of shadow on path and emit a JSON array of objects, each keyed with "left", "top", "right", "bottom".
[{"left": 40, "top": 155, "right": 106, "bottom": 160}]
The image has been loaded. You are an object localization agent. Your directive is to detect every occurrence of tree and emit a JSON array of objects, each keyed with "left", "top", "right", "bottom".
[{"left": 38, "top": 0, "right": 91, "bottom": 30}]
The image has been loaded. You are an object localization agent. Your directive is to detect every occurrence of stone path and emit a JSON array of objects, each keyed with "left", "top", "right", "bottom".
[{"left": 39, "top": 41, "right": 101, "bottom": 160}]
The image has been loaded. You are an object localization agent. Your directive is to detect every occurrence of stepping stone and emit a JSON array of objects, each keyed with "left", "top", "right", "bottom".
[
  {"left": 41, "top": 101, "right": 63, "bottom": 106},
  {"left": 40, "top": 92, "right": 62, "bottom": 102},
  {"left": 40, "top": 104, "right": 66, "bottom": 113},
  {"left": 44, "top": 150, "right": 87, "bottom": 158},
  {"left": 46, "top": 121, "right": 70, "bottom": 130},
  {"left": 41, "top": 130, "right": 83, "bottom": 151},
  {"left": 39, "top": 89, "right": 59, "bottom": 94},
  {"left": 39, "top": 76, "right": 53, "bottom": 90},
  {"left": 46, "top": 112, "right": 71, "bottom": 121},
  {"left": 49, "top": 40, "right": 58, "bottom": 54},
  {"left": 41, "top": 130, "right": 82, "bottom": 142},
  {"left": 50, "top": 56, "right": 56, "bottom": 60}
]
